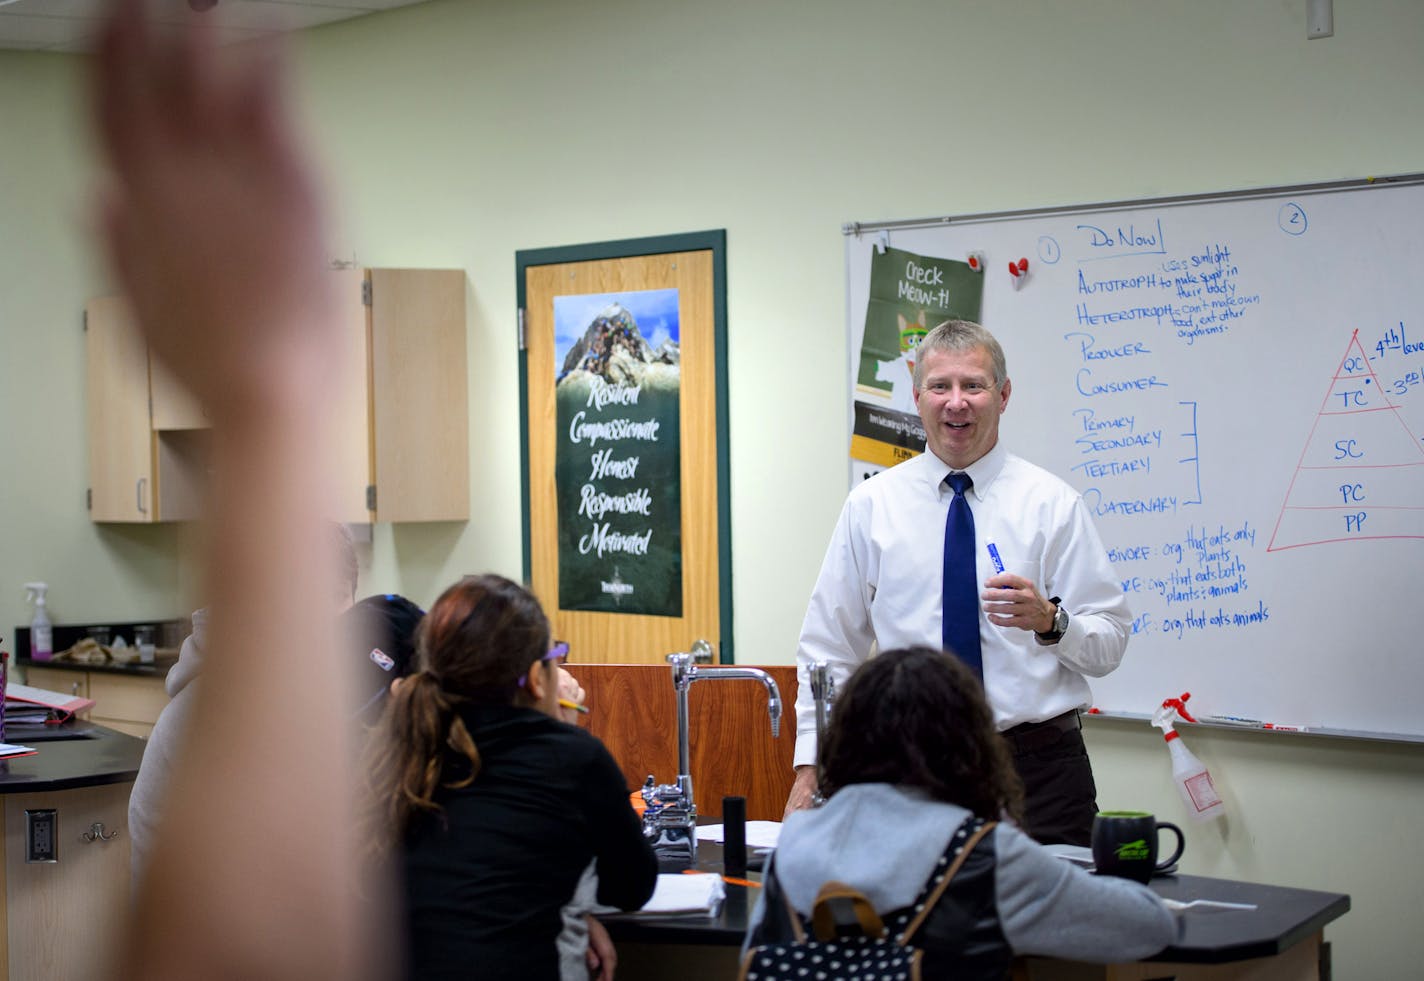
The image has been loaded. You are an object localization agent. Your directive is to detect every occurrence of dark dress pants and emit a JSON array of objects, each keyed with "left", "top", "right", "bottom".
[{"left": 1003, "top": 717, "right": 1098, "bottom": 847}]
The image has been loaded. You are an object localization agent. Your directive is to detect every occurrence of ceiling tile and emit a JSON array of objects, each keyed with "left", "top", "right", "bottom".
[{"left": 0, "top": 0, "right": 433, "bottom": 51}]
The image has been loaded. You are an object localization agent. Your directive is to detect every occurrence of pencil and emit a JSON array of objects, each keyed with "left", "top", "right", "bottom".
[
  {"left": 558, "top": 698, "right": 590, "bottom": 715},
  {"left": 722, "top": 875, "right": 761, "bottom": 888},
  {"left": 680, "top": 869, "right": 761, "bottom": 888}
]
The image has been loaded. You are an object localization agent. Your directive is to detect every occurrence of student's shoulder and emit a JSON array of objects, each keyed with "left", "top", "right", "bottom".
[
  {"left": 561, "top": 728, "right": 636, "bottom": 802},
  {"left": 545, "top": 718, "right": 620, "bottom": 767}
]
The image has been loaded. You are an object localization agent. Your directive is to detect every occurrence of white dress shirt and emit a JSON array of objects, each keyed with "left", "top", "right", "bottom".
[{"left": 793, "top": 440, "right": 1131, "bottom": 766}]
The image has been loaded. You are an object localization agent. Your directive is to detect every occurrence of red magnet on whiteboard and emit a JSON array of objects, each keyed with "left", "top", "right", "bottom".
[
  {"left": 1008, "top": 256, "right": 1029, "bottom": 290},
  {"left": 966, "top": 251, "right": 985, "bottom": 273}
]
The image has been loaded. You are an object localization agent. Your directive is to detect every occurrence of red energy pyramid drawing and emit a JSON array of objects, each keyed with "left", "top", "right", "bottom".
[{"left": 1268, "top": 330, "right": 1424, "bottom": 551}]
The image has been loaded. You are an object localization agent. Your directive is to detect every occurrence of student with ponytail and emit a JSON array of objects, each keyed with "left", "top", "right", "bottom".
[{"left": 366, "top": 574, "right": 656, "bottom": 981}]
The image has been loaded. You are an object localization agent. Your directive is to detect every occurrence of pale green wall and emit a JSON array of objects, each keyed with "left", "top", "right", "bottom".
[
  {"left": 3, "top": 0, "right": 1423, "bottom": 975},
  {"left": 0, "top": 54, "right": 189, "bottom": 627}
]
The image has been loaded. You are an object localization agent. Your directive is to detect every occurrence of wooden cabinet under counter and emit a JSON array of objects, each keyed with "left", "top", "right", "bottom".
[
  {"left": 20, "top": 665, "right": 87, "bottom": 700},
  {"left": 23, "top": 662, "right": 170, "bottom": 740},
  {"left": 87, "top": 674, "right": 169, "bottom": 740},
  {"left": 0, "top": 728, "right": 144, "bottom": 981}
]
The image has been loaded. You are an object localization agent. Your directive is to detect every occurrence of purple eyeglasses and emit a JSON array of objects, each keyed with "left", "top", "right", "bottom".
[{"left": 517, "top": 641, "right": 569, "bottom": 688}]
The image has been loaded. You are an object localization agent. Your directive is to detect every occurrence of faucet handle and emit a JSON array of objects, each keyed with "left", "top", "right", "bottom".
[{"left": 689, "top": 639, "right": 714, "bottom": 663}]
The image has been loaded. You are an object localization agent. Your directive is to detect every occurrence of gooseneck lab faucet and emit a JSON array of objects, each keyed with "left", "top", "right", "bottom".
[
  {"left": 808, "top": 661, "right": 836, "bottom": 807},
  {"left": 809, "top": 661, "right": 836, "bottom": 746},
  {"left": 641, "top": 645, "right": 782, "bottom": 869}
]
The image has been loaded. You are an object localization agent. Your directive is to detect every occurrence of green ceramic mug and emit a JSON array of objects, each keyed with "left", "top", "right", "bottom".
[{"left": 1091, "top": 811, "right": 1185, "bottom": 884}]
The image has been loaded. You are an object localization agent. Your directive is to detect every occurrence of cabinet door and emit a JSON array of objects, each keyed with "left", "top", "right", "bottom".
[
  {"left": 369, "top": 268, "right": 469, "bottom": 521},
  {"left": 330, "top": 268, "right": 376, "bottom": 523},
  {"left": 150, "top": 355, "right": 208, "bottom": 430},
  {"left": 85, "top": 298, "right": 154, "bottom": 522},
  {"left": 20, "top": 666, "right": 88, "bottom": 700},
  {"left": 88, "top": 673, "right": 169, "bottom": 733},
  {"left": 3, "top": 782, "right": 133, "bottom": 981}
]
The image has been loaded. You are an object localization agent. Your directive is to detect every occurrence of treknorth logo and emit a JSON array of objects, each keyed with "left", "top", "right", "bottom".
[
  {"left": 1114, "top": 839, "right": 1151, "bottom": 862},
  {"left": 601, "top": 567, "right": 634, "bottom": 605}
]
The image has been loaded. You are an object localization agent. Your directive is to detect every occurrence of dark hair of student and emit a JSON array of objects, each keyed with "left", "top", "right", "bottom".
[
  {"left": 364, "top": 574, "right": 551, "bottom": 843},
  {"left": 817, "top": 646, "right": 1025, "bottom": 825}
]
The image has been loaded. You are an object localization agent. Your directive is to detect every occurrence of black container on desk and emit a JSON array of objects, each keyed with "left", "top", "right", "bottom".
[{"left": 722, "top": 795, "right": 747, "bottom": 877}]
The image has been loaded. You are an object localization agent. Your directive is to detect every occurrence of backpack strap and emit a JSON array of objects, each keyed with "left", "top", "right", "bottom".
[
  {"left": 810, "top": 880, "right": 889, "bottom": 941},
  {"left": 898, "top": 816, "right": 998, "bottom": 945},
  {"left": 777, "top": 872, "right": 807, "bottom": 943}
]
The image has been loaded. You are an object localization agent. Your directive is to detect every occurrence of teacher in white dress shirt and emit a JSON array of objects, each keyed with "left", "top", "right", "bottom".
[{"left": 785, "top": 319, "right": 1132, "bottom": 846}]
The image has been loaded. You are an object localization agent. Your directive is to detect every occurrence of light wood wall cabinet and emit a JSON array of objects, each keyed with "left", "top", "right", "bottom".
[
  {"left": 330, "top": 267, "right": 470, "bottom": 523},
  {"left": 85, "top": 268, "right": 470, "bottom": 524},
  {"left": 84, "top": 296, "right": 208, "bottom": 522}
]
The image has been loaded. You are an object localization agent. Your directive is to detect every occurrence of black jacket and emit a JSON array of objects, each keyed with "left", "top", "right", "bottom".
[{"left": 402, "top": 704, "right": 656, "bottom": 980}]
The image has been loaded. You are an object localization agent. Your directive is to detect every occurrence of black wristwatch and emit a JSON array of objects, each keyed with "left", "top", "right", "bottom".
[{"left": 1037, "top": 596, "right": 1069, "bottom": 643}]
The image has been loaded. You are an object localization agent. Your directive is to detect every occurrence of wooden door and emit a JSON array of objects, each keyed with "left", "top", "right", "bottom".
[
  {"left": 522, "top": 241, "right": 726, "bottom": 664},
  {"left": 85, "top": 297, "right": 154, "bottom": 522}
]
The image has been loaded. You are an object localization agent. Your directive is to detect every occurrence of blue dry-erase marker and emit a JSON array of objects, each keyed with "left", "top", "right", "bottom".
[{"left": 987, "top": 543, "right": 1005, "bottom": 574}]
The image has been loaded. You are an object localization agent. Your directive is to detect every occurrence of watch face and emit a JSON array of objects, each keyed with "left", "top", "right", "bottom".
[{"left": 1054, "top": 606, "right": 1070, "bottom": 633}]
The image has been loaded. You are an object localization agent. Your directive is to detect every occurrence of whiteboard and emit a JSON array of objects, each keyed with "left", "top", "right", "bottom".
[{"left": 843, "top": 176, "right": 1424, "bottom": 740}]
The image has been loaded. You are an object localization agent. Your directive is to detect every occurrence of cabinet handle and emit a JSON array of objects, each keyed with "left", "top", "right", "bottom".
[
  {"left": 136, "top": 477, "right": 148, "bottom": 515},
  {"left": 80, "top": 822, "right": 120, "bottom": 843}
]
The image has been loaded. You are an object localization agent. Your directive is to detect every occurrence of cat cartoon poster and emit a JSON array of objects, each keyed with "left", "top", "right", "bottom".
[{"left": 851, "top": 247, "right": 983, "bottom": 470}]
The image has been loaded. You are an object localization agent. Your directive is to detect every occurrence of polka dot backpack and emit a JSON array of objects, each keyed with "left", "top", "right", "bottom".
[{"left": 740, "top": 817, "right": 995, "bottom": 981}]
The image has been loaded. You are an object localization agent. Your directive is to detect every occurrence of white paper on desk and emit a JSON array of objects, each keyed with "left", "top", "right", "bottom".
[
  {"left": 639, "top": 873, "right": 726, "bottom": 915},
  {"left": 695, "top": 820, "right": 782, "bottom": 850},
  {"left": 1162, "top": 898, "right": 1258, "bottom": 912},
  {"left": 1042, "top": 844, "right": 1094, "bottom": 868}
]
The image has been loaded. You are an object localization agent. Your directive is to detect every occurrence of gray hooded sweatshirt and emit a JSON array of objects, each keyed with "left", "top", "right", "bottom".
[
  {"left": 746, "top": 783, "right": 1178, "bottom": 965},
  {"left": 127, "top": 609, "right": 206, "bottom": 884}
]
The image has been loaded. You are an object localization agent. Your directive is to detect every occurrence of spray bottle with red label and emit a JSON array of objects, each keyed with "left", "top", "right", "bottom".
[{"left": 1152, "top": 692, "right": 1224, "bottom": 821}]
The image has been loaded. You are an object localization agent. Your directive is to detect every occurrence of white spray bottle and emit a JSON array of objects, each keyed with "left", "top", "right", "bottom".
[
  {"left": 24, "top": 583, "right": 53, "bottom": 663},
  {"left": 1152, "top": 692, "right": 1224, "bottom": 821}
]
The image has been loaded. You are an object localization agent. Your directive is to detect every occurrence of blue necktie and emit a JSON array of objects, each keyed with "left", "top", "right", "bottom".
[{"left": 942, "top": 472, "right": 983, "bottom": 678}]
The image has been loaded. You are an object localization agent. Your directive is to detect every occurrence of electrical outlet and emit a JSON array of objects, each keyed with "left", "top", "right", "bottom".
[{"left": 26, "top": 809, "right": 58, "bottom": 863}]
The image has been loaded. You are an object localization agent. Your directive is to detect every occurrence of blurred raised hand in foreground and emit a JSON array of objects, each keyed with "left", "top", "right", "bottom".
[{"left": 92, "top": 3, "right": 384, "bottom": 979}]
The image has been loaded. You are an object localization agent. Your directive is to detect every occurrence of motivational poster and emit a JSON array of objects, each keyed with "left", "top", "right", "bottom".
[{"left": 553, "top": 289, "right": 683, "bottom": 616}]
